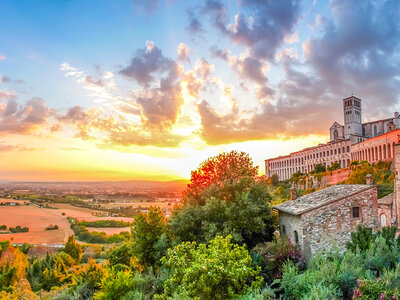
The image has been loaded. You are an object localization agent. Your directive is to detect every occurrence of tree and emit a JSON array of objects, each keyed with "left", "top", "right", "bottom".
[
  {"left": 170, "top": 152, "right": 275, "bottom": 247},
  {"left": 170, "top": 187, "right": 276, "bottom": 247},
  {"left": 158, "top": 235, "right": 263, "bottom": 300},
  {"left": 107, "top": 242, "right": 135, "bottom": 267},
  {"left": 0, "top": 245, "right": 29, "bottom": 292},
  {"left": 131, "top": 207, "right": 169, "bottom": 271},
  {"left": 267, "top": 174, "right": 279, "bottom": 187},
  {"left": 64, "top": 235, "right": 83, "bottom": 263},
  {"left": 327, "top": 161, "right": 340, "bottom": 171},
  {"left": 311, "top": 164, "right": 326, "bottom": 174},
  {"left": 183, "top": 151, "right": 259, "bottom": 205},
  {"left": 346, "top": 225, "right": 373, "bottom": 252}
]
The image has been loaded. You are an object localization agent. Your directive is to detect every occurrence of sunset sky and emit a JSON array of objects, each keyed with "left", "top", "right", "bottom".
[{"left": 1, "top": 0, "right": 400, "bottom": 181}]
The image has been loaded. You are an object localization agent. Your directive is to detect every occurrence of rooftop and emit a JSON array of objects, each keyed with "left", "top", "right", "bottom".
[
  {"left": 378, "top": 193, "right": 393, "bottom": 205},
  {"left": 274, "top": 184, "right": 374, "bottom": 215}
]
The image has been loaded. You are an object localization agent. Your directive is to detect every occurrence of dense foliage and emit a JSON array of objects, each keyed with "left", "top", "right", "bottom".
[
  {"left": 78, "top": 220, "right": 131, "bottom": 228},
  {"left": 346, "top": 161, "right": 394, "bottom": 198},
  {"left": 170, "top": 151, "right": 276, "bottom": 248},
  {"left": 158, "top": 235, "right": 263, "bottom": 300},
  {"left": 69, "top": 218, "right": 130, "bottom": 244}
]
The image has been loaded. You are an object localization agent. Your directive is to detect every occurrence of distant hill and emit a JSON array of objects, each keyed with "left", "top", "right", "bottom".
[{"left": 0, "top": 179, "right": 189, "bottom": 193}]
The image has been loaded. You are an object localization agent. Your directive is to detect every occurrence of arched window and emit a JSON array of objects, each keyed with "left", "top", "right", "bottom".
[
  {"left": 380, "top": 214, "right": 387, "bottom": 227},
  {"left": 333, "top": 129, "right": 338, "bottom": 140},
  {"left": 282, "top": 225, "right": 286, "bottom": 235},
  {"left": 294, "top": 231, "right": 299, "bottom": 244}
]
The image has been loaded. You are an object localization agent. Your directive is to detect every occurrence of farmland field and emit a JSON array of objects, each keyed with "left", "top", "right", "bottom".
[
  {"left": 0, "top": 200, "right": 134, "bottom": 244},
  {"left": 51, "top": 203, "right": 134, "bottom": 222},
  {"left": 0, "top": 204, "right": 73, "bottom": 244}
]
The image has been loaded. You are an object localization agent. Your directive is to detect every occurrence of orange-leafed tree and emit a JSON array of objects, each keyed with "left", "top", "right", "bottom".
[
  {"left": 171, "top": 151, "right": 276, "bottom": 248},
  {"left": 183, "top": 151, "right": 259, "bottom": 205},
  {"left": 0, "top": 245, "right": 29, "bottom": 292}
]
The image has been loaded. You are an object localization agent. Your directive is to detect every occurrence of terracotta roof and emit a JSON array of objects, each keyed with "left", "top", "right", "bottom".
[
  {"left": 274, "top": 184, "right": 374, "bottom": 215},
  {"left": 378, "top": 193, "right": 393, "bottom": 205}
]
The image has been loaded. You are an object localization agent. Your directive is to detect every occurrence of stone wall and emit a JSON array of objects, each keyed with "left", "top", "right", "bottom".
[
  {"left": 300, "top": 187, "right": 378, "bottom": 260},
  {"left": 278, "top": 212, "right": 303, "bottom": 249},
  {"left": 378, "top": 204, "right": 393, "bottom": 227}
]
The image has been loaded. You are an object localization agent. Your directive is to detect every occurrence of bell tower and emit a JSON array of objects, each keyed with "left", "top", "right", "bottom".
[{"left": 343, "top": 96, "right": 362, "bottom": 139}]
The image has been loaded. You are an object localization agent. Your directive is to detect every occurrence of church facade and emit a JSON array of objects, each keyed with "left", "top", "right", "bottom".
[{"left": 265, "top": 96, "right": 400, "bottom": 180}]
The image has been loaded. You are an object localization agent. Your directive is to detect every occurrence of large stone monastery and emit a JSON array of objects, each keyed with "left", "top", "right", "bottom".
[{"left": 265, "top": 96, "right": 400, "bottom": 180}]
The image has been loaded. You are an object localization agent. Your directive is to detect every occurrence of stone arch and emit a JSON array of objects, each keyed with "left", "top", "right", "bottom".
[
  {"left": 383, "top": 144, "right": 386, "bottom": 160},
  {"left": 294, "top": 230, "right": 299, "bottom": 244},
  {"left": 380, "top": 214, "right": 387, "bottom": 227}
]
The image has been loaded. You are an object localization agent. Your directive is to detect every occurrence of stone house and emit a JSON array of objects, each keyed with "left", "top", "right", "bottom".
[{"left": 274, "top": 184, "right": 379, "bottom": 260}]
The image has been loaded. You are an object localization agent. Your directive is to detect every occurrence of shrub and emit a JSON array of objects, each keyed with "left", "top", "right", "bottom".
[
  {"left": 346, "top": 225, "right": 373, "bottom": 252},
  {"left": 158, "top": 235, "right": 263, "bottom": 299},
  {"left": 253, "top": 236, "right": 303, "bottom": 282},
  {"left": 9, "top": 225, "right": 29, "bottom": 233},
  {"left": 45, "top": 224, "right": 59, "bottom": 230}
]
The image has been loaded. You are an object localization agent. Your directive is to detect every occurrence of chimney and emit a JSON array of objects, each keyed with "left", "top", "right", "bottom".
[
  {"left": 366, "top": 174, "right": 373, "bottom": 185},
  {"left": 290, "top": 186, "right": 297, "bottom": 200}
]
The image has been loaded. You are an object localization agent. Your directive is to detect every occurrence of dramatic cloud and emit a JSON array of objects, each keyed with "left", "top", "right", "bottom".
[
  {"left": 0, "top": 97, "right": 55, "bottom": 135},
  {"left": 177, "top": 42, "right": 191, "bottom": 62},
  {"left": 210, "top": 46, "right": 230, "bottom": 61},
  {"left": 120, "top": 41, "right": 185, "bottom": 129},
  {"left": 303, "top": 0, "right": 400, "bottom": 116},
  {"left": 57, "top": 105, "right": 186, "bottom": 147},
  {"left": 230, "top": 54, "right": 268, "bottom": 84},
  {"left": 119, "top": 41, "right": 177, "bottom": 87},
  {"left": 195, "top": 0, "right": 301, "bottom": 61}
]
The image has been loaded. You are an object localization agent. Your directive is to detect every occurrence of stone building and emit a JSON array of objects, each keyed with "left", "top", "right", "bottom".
[
  {"left": 265, "top": 95, "right": 400, "bottom": 180},
  {"left": 274, "top": 184, "right": 379, "bottom": 260}
]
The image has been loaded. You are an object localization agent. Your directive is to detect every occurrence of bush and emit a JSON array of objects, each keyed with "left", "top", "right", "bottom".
[
  {"left": 0, "top": 225, "right": 6, "bottom": 230},
  {"left": 9, "top": 225, "right": 29, "bottom": 233},
  {"left": 45, "top": 224, "right": 59, "bottom": 230},
  {"left": 253, "top": 236, "right": 303, "bottom": 282},
  {"left": 346, "top": 225, "right": 374, "bottom": 252},
  {"left": 158, "top": 235, "right": 263, "bottom": 299}
]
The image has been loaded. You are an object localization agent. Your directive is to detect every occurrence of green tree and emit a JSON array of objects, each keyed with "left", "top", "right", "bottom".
[
  {"left": 170, "top": 151, "right": 276, "bottom": 247},
  {"left": 64, "top": 235, "right": 83, "bottom": 263},
  {"left": 267, "top": 174, "right": 279, "bottom": 187},
  {"left": 131, "top": 207, "right": 169, "bottom": 271},
  {"left": 107, "top": 242, "right": 135, "bottom": 267},
  {"left": 158, "top": 235, "right": 263, "bottom": 300},
  {"left": 311, "top": 164, "right": 326, "bottom": 174},
  {"left": 346, "top": 225, "right": 374, "bottom": 252},
  {"left": 327, "top": 161, "right": 340, "bottom": 171}
]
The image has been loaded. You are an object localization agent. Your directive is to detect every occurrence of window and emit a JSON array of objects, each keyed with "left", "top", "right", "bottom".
[
  {"left": 352, "top": 207, "right": 360, "bottom": 218},
  {"left": 282, "top": 225, "right": 286, "bottom": 235},
  {"left": 294, "top": 230, "right": 299, "bottom": 244}
]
